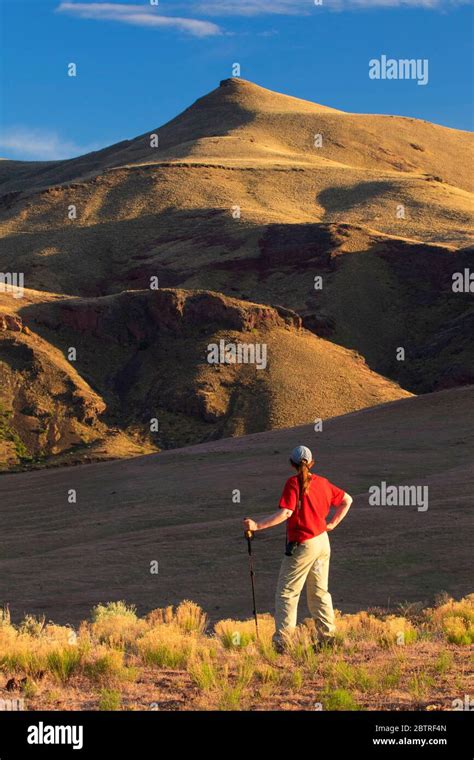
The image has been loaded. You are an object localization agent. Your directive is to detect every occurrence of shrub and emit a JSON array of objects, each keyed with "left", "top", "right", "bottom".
[
  {"left": 286, "top": 627, "right": 320, "bottom": 672},
  {"left": 84, "top": 648, "right": 134, "bottom": 684},
  {"left": 98, "top": 688, "right": 122, "bottom": 711},
  {"left": 21, "top": 678, "right": 38, "bottom": 699},
  {"left": 214, "top": 620, "right": 255, "bottom": 649},
  {"left": 426, "top": 595, "right": 474, "bottom": 645},
  {"left": 328, "top": 661, "right": 376, "bottom": 693},
  {"left": 291, "top": 669, "right": 304, "bottom": 690},
  {"left": 321, "top": 688, "right": 360, "bottom": 711},
  {"left": 215, "top": 614, "right": 274, "bottom": 650},
  {"left": 18, "top": 615, "right": 46, "bottom": 637},
  {"left": 145, "top": 606, "right": 175, "bottom": 626},
  {"left": 409, "top": 671, "right": 435, "bottom": 699},
  {"left": 189, "top": 659, "right": 218, "bottom": 691},
  {"left": 174, "top": 601, "right": 207, "bottom": 635},
  {"left": 46, "top": 648, "right": 82, "bottom": 683},
  {"left": 217, "top": 685, "right": 243, "bottom": 711},
  {"left": 433, "top": 651, "right": 453, "bottom": 675},
  {"left": 137, "top": 626, "right": 197, "bottom": 669},
  {"left": 336, "top": 610, "right": 417, "bottom": 647},
  {"left": 0, "top": 606, "right": 11, "bottom": 628},
  {"left": 91, "top": 602, "right": 138, "bottom": 622}
]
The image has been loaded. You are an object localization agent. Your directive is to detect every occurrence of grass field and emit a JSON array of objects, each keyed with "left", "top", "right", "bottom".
[{"left": 0, "top": 596, "right": 472, "bottom": 711}]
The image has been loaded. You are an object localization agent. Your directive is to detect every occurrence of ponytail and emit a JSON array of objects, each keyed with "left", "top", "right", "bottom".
[{"left": 297, "top": 459, "right": 312, "bottom": 495}]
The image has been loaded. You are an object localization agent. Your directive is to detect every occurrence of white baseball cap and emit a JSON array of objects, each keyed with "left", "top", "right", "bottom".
[{"left": 290, "top": 445, "right": 313, "bottom": 465}]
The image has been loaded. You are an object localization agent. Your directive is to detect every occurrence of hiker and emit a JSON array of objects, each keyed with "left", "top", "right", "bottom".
[{"left": 243, "top": 445, "right": 352, "bottom": 652}]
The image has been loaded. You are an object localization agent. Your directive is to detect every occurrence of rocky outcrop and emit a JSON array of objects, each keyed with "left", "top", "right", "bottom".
[
  {"left": 0, "top": 312, "right": 23, "bottom": 332},
  {"left": 30, "top": 289, "right": 302, "bottom": 346}
]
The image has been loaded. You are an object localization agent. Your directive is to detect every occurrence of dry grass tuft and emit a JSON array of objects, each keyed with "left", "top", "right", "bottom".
[{"left": 0, "top": 595, "right": 471, "bottom": 711}]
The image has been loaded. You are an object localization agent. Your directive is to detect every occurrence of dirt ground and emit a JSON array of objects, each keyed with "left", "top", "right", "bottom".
[{"left": 6, "top": 641, "right": 472, "bottom": 712}]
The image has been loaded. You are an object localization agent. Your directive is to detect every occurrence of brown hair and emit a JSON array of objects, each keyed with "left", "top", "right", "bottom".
[{"left": 291, "top": 458, "right": 313, "bottom": 496}]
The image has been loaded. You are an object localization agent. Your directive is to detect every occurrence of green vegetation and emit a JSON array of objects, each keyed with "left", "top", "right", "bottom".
[
  {"left": 0, "top": 595, "right": 471, "bottom": 711},
  {"left": 0, "top": 403, "right": 32, "bottom": 461}
]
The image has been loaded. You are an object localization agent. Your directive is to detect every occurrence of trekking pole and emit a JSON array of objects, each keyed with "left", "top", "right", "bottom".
[{"left": 244, "top": 527, "right": 259, "bottom": 640}]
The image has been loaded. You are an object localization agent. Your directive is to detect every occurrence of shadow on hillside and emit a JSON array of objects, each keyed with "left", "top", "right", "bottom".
[
  {"left": 317, "top": 180, "right": 396, "bottom": 216},
  {"left": 7, "top": 207, "right": 473, "bottom": 395}
]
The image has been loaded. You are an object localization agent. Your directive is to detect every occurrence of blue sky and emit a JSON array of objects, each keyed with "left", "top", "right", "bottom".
[{"left": 0, "top": 0, "right": 473, "bottom": 160}]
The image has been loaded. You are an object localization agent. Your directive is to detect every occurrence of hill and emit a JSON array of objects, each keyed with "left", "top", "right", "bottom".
[
  {"left": 0, "top": 386, "right": 471, "bottom": 625},
  {"left": 0, "top": 287, "right": 409, "bottom": 469},
  {"left": 0, "top": 78, "right": 472, "bottom": 470}
]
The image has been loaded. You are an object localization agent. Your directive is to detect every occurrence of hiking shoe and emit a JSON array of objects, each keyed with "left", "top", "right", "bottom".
[
  {"left": 273, "top": 639, "right": 286, "bottom": 655},
  {"left": 312, "top": 637, "right": 339, "bottom": 653}
]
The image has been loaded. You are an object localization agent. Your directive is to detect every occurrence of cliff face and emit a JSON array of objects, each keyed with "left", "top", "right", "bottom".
[
  {"left": 0, "top": 316, "right": 110, "bottom": 470},
  {"left": 31, "top": 289, "right": 302, "bottom": 345},
  {"left": 5, "top": 287, "right": 408, "bottom": 461}
]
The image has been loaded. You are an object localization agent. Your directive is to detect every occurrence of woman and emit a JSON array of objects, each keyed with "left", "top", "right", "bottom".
[{"left": 243, "top": 445, "right": 352, "bottom": 652}]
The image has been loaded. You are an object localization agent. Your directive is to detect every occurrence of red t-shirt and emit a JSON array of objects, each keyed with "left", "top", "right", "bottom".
[{"left": 279, "top": 473, "right": 346, "bottom": 543}]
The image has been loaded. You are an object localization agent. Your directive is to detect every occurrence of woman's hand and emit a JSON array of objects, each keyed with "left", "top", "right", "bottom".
[
  {"left": 244, "top": 518, "right": 258, "bottom": 532},
  {"left": 326, "top": 522, "right": 335, "bottom": 531}
]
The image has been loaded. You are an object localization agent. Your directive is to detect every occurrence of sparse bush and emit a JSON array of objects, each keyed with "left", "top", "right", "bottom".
[
  {"left": 409, "top": 671, "right": 435, "bottom": 700},
  {"left": 255, "top": 664, "right": 281, "bottom": 685},
  {"left": 21, "top": 677, "right": 38, "bottom": 699},
  {"left": 146, "top": 606, "right": 174, "bottom": 626},
  {"left": 321, "top": 688, "right": 360, "bottom": 711},
  {"left": 0, "top": 598, "right": 470, "bottom": 711},
  {"left": 91, "top": 601, "right": 137, "bottom": 622},
  {"left": 0, "top": 606, "right": 11, "bottom": 628},
  {"left": 47, "top": 648, "right": 82, "bottom": 683},
  {"left": 215, "top": 614, "right": 274, "bottom": 650},
  {"left": 174, "top": 601, "right": 207, "bottom": 634},
  {"left": 89, "top": 601, "right": 148, "bottom": 649},
  {"left": 137, "top": 626, "right": 197, "bottom": 669},
  {"left": 426, "top": 595, "right": 474, "bottom": 645},
  {"left": 335, "top": 610, "right": 417, "bottom": 647},
  {"left": 327, "top": 661, "right": 375, "bottom": 693},
  {"left": 433, "top": 651, "right": 454, "bottom": 675},
  {"left": 189, "top": 658, "right": 218, "bottom": 691},
  {"left": 290, "top": 669, "right": 304, "bottom": 690},
  {"left": 98, "top": 688, "right": 122, "bottom": 711},
  {"left": 257, "top": 637, "right": 279, "bottom": 665},
  {"left": 286, "top": 627, "right": 319, "bottom": 672},
  {"left": 379, "top": 659, "right": 403, "bottom": 690},
  {"left": 18, "top": 615, "right": 45, "bottom": 637},
  {"left": 214, "top": 619, "right": 255, "bottom": 649},
  {"left": 217, "top": 684, "right": 243, "bottom": 711},
  {"left": 84, "top": 648, "right": 134, "bottom": 684},
  {"left": 442, "top": 616, "right": 472, "bottom": 645}
]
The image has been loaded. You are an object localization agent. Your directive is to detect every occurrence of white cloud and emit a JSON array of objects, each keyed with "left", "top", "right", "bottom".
[
  {"left": 194, "top": 0, "right": 308, "bottom": 14},
  {"left": 57, "top": 2, "right": 222, "bottom": 37},
  {"left": 0, "top": 128, "right": 99, "bottom": 160},
  {"left": 194, "top": 0, "right": 470, "bottom": 12},
  {"left": 329, "top": 0, "right": 471, "bottom": 7}
]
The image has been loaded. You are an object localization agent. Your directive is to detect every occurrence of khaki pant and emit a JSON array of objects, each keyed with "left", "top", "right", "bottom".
[{"left": 274, "top": 531, "right": 336, "bottom": 645}]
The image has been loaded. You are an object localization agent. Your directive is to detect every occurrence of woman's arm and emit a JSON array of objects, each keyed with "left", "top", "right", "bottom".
[
  {"left": 327, "top": 492, "right": 353, "bottom": 531},
  {"left": 244, "top": 509, "right": 293, "bottom": 532}
]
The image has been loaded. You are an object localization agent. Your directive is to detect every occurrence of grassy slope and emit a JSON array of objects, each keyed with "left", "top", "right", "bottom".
[
  {"left": 0, "top": 386, "right": 471, "bottom": 626},
  {"left": 0, "top": 287, "right": 410, "bottom": 469},
  {"left": 0, "top": 597, "right": 472, "bottom": 712}
]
